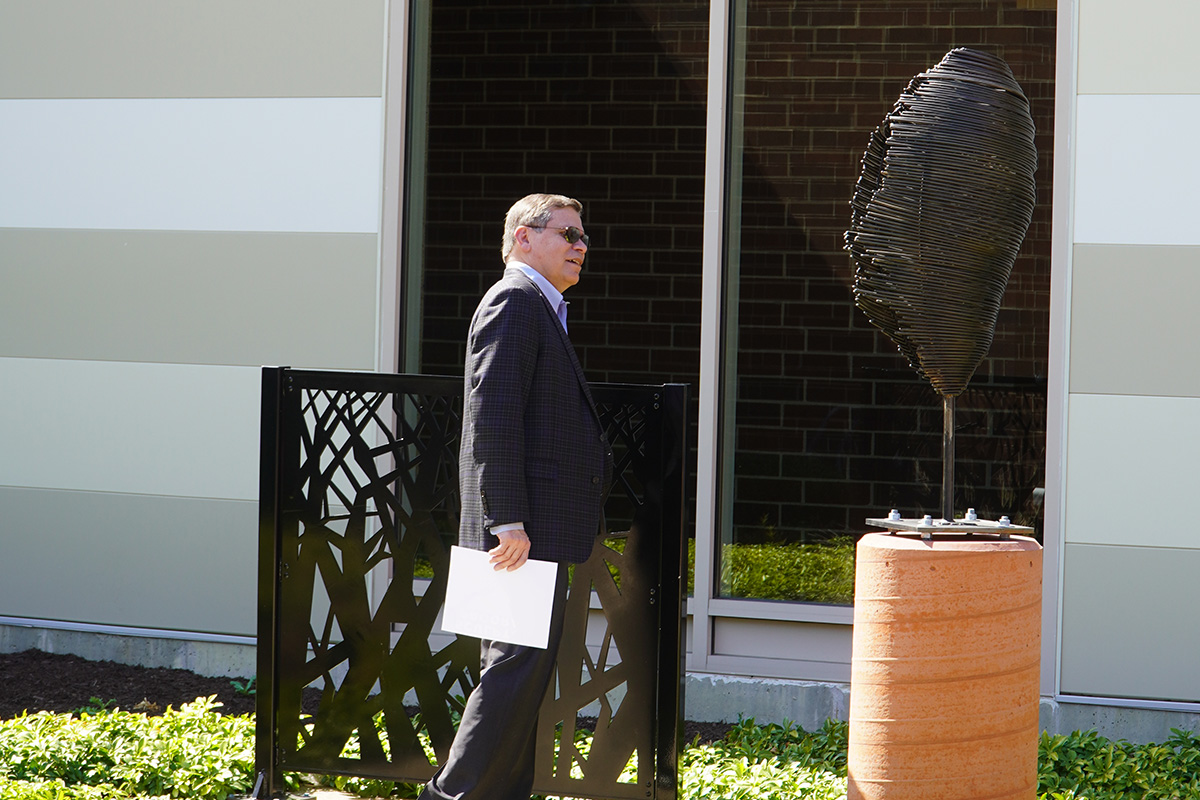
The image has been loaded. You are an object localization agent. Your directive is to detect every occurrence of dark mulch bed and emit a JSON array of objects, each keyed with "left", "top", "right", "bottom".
[
  {"left": 0, "top": 649, "right": 732, "bottom": 743},
  {"left": 0, "top": 649, "right": 266, "bottom": 718}
]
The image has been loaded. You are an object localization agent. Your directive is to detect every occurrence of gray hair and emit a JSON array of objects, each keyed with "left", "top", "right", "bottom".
[{"left": 501, "top": 193, "right": 583, "bottom": 262}]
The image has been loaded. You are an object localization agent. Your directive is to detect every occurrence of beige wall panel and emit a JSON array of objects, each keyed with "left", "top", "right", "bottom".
[
  {"left": 0, "top": 0, "right": 385, "bottom": 99},
  {"left": 0, "top": 229, "right": 377, "bottom": 370},
  {"left": 1069, "top": 245, "right": 1200, "bottom": 397},
  {"left": 1064, "top": 393, "right": 1200, "bottom": 548},
  {"left": 1061, "top": 543, "right": 1200, "bottom": 702},
  {"left": 712, "top": 618, "right": 851, "bottom": 667},
  {"left": 1078, "top": 0, "right": 1200, "bottom": 94},
  {"left": 0, "top": 487, "right": 256, "bottom": 637}
]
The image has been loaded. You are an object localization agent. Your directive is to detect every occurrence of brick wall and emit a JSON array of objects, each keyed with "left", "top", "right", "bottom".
[
  {"left": 419, "top": 0, "right": 708, "bottom": 389},
  {"left": 728, "top": 1, "right": 1055, "bottom": 543},
  {"left": 415, "top": 0, "right": 1055, "bottom": 551}
]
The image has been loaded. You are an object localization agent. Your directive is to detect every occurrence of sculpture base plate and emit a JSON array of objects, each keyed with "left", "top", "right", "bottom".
[{"left": 866, "top": 516, "right": 1034, "bottom": 539}]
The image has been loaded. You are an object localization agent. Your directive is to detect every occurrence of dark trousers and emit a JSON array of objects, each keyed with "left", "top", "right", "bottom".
[{"left": 419, "top": 564, "right": 569, "bottom": 800}]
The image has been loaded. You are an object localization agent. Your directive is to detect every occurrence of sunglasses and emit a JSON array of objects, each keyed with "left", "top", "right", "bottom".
[{"left": 530, "top": 225, "right": 590, "bottom": 247}]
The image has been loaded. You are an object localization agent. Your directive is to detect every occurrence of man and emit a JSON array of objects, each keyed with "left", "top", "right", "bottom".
[{"left": 420, "top": 194, "right": 613, "bottom": 800}]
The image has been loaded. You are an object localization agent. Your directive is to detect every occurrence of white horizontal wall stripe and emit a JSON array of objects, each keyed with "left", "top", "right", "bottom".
[
  {"left": 1064, "top": 393, "right": 1200, "bottom": 549},
  {"left": 1074, "top": 94, "right": 1200, "bottom": 246},
  {"left": 0, "top": 357, "right": 260, "bottom": 501},
  {"left": 0, "top": 98, "right": 383, "bottom": 233}
]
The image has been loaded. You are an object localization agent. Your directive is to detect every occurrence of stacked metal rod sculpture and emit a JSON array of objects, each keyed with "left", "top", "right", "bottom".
[{"left": 845, "top": 48, "right": 1037, "bottom": 527}]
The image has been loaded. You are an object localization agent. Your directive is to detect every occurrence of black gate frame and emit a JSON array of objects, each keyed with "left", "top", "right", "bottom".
[{"left": 256, "top": 367, "right": 688, "bottom": 799}]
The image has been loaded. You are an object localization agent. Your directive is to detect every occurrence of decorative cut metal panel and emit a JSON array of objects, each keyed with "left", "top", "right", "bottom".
[{"left": 256, "top": 368, "right": 687, "bottom": 800}]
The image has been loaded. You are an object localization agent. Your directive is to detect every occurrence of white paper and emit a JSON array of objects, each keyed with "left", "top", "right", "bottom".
[{"left": 439, "top": 545, "right": 558, "bottom": 649}]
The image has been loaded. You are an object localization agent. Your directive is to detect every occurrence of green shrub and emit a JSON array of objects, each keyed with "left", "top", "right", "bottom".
[
  {"left": 0, "top": 698, "right": 254, "bottom": 800},
  {"left": 674, "top": 718, "right": 847, "bottom": 800},
  {"left": 0, "top": 778, "right": 127, "bottom": 799},
  {"left": 679, "top": 747, "right": 846, "bottom": 800},
  {"left": 3, "top": 702, "right": 1199, "bottom": 800},
  {"left": 719, "top": 718, "right": 848, "bottom": 775},
  {"left": 1038, "top": 728, "right": 1200, "bottom": 798}
]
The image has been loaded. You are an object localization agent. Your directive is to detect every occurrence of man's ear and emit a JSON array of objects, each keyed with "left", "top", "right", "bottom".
[{"left": 513, "top": 226, "right": 534, "bottom": 252}]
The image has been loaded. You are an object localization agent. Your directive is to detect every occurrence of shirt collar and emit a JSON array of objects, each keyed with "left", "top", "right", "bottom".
[{"left": 508, "top": 262, "right": 565, "bottom": 310}]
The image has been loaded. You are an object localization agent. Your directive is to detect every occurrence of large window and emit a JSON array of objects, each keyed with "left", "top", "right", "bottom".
[
  {"left": 716, "top": 1, "right": 1057, "bottom": 604},
  {"left": 405, "top": 0, "right": 709, "bottom": 388},
  {"left": 399, "top": 0, "right": 1056, "bottom": 630}
]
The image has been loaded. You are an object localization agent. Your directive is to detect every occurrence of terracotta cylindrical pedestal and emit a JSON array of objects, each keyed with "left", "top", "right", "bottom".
[{"left": 847, "top": 533, "right": 1042, "bottom": 800}]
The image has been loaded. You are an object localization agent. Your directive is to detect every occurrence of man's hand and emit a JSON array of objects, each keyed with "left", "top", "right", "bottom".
[{"left": 489, "top": 526, "right": 531, "bottom": 571}]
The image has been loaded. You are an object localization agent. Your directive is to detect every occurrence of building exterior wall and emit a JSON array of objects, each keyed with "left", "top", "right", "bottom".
[
  {"left": 1, "top": 0, "right": 1198, "bottom": 731},
  {"left": 1052, "top": 0, "right": 1200, "bottom": 704},
  {"left": 0, "top": 1, "right": 391, "bottom": 638}
]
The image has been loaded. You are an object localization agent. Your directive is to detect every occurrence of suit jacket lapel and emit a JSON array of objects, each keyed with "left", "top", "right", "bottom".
[{"left": 508, "top": 269, "right": 604, "bottom": 424}]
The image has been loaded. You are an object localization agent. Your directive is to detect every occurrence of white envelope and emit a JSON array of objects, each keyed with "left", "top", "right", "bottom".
[{"left": 439, "top": 545, "right": 558, "bottom": 649}]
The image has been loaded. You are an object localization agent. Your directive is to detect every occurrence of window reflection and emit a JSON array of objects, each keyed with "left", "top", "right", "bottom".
[
  {"left": 718, "top": 1, "right": 1056, "bottom": 603},
  {"left": 406, "top": 0, "right": 710, "bottom": 549}
]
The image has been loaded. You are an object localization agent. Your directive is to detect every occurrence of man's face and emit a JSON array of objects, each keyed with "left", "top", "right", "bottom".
[{"left": 516, "top": 208, "right": 588, "bottom": 293}]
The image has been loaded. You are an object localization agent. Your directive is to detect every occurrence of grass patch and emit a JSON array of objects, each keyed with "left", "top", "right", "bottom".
[
  {"left": 720, "top": 539, "right": 855, "bottom": 603},
  {"left": 698, "top": 538, "right": 856, "bottom": 604},
  {"left": 2, "top": 706, "right": 1198, "bottom": 799}
]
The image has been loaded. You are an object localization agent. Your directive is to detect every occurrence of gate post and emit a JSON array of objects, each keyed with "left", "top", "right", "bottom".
[
  {"left": 654, "top": 384, "right": 689, "bottom": 799},
  {"left": 254, "top": 367, "right": 284, "bottom": 796}
]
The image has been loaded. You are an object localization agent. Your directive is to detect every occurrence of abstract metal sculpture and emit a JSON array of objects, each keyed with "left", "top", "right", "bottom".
[{"left": 845, "top": 48, "right": 1037, "bottom": 529}]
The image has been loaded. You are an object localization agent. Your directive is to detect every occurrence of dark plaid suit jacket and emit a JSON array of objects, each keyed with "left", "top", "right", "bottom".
[{"left": 458, "top": 267, "right": 613, "bottom": 564}]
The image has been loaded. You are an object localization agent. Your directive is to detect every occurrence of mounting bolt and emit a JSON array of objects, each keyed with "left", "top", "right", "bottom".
[
  {"left": 965, "top": 508, "right": 978, "bottom": 522},
  {"left": 921, "top": 514, "right": 933, "bottom": 526},
  {"left": 999, "top": 515, "right": 1011, "bottom": 527},
  {"left": 888, "top": 508, "right": 902, "bottom": 521}
]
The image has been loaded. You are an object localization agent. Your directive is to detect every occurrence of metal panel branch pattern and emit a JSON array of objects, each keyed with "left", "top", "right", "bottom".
[{"left": 256, "top": 368, "right": 687, "bottom": 799}]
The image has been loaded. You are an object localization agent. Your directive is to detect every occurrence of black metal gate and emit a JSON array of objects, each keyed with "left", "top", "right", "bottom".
[{"left": 256, "top": 367, "right": 688, "bottom": 799}]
